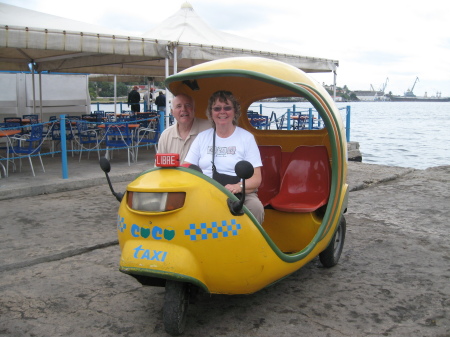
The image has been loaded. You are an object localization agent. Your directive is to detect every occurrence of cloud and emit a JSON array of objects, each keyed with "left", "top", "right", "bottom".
[
  {"left": 353, "top": 51, "right": 406, "bottom": 65},
  {"left": 3, "top": 0, "right": 450, "bottom": 96}
]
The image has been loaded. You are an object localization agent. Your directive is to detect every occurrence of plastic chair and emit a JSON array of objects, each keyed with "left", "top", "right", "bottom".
[
  {"left": 257, "top": 145, "right": 282, "bottom": 206},
  {"left": 104, "top": 123, "right": 134, "bottom": 165},
  {"left": 105, "top": 112, "right": 115, "bottom": 122},
  {"left": 3, "top": 118, "right": 22, "bottom": 136},
  {"left": 270, "top": 146, "right": 331, "bottom": 212},
  {"left": 22, "top": 114, "right": 39, "bottom": 124},
  {"left": 8, "top": 124, "right": 45, "bottom": 176},
  {"left": 134, "top": 125, "right": 159, "bottom": 162},
  {"left": 93, "top": 110, "right": 105, "bottom": 117},
  {"left": 50, "top": 120, "right": 75, "bottom": 157},
  {"left": 76, "top": 121, "right": 101, "bottom": 162},
  {"left": 92, "top": 112, "right": 104, "bottom": 124},
  {"left": 137, "top": 113, "right": 157, "bottom": 128}
]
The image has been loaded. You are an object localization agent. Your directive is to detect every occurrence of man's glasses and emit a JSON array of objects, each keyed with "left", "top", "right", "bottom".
[{"left": 212, "top": 106, "right": 233, "bottom": 112}]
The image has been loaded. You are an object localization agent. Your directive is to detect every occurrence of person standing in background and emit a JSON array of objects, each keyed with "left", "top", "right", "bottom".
[
  {"left": 155, "top": 91, "right": 166, "bottom": 112},
  {"left": 143, "top": 89, "right": 153, "bottom": 111},
  {"left": 128, "top": 85, "right": 141, "bottom": 113}
]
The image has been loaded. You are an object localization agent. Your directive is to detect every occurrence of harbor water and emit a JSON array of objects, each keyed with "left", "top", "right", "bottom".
[
  {"left": 92, "top": 101, "right": 450, "bottom": 170},
  {"left": 248, "top": 101, "right": 450, "bottom": 170},
  {"left": 338, "top": 101, "right": 449, "bottom": 170}
]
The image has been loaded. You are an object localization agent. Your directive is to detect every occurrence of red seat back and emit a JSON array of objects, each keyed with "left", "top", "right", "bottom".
[
  {"left": 258, "top": 145, "right": 282, "bottom": 206},
  {"left": 270, "top": 146, "right": 330, "bottom": 212}
]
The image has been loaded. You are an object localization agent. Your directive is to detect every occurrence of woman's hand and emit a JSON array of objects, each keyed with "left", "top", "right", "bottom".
[
  {"left": 225, "top": 183, "right": 242, "bottom": 194},
  {"left": 224, "top": 167, "right": 262, "bottom": 194}
]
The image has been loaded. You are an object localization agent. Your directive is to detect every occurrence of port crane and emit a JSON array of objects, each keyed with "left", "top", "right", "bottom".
[
  {"left": 381, "top": 78, "right": 389, "bottom": 94},
  {"left": 405, "top": 77, "right": 419, "bottom": 97}
]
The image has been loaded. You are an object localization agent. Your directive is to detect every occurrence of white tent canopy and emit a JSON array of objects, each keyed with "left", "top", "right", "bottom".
[
  {"left": 143, "top": 2, "right": 338, "bottom": 74},
  {"left": 0, "top": 3, "right": 168, "bottom": 77},
  {"left": 0, "top": 2, "right": 338, "bottom": 77}
]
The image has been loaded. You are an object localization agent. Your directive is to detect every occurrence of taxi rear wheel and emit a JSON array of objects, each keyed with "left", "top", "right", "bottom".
[
  {"left": 163, "top": 281, "right": 189, "bottom": 336},
  {"left": 319, "top": 216, "right": 346, "bottom": 267}
]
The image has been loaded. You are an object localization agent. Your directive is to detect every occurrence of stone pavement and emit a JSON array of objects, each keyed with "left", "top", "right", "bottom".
[{"left": 1, "top": 150, "right": 449, "bottom": 335}]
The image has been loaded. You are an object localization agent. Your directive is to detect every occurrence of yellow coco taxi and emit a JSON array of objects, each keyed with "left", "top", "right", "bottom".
[{"left": 100, "top": 57, "right": 348, "bottom": 336}]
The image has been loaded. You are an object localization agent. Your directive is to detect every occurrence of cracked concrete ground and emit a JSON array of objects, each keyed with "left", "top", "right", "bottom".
[{"left": 0, "top": 160, "right": 449, "bottom": 336}]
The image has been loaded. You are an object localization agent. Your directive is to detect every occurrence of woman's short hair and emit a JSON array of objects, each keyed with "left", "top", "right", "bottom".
[{"left": 206, "top": 90, "right": 241, "bottom": 127}]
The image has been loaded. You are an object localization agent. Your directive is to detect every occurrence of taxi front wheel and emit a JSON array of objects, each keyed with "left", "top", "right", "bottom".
[
  {"left": 319, "top": 216, "right": 346, "bottom": 268},
  {"left": 163, "top": 281, "right": 189, "bottom": 336}
]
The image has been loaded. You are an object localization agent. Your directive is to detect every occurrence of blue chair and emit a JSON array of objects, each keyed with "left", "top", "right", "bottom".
[
  {"left": 22, "top": 114, "right": 39, "bottom": 124},
  {"left": 9, "top": 124, "right": 45, "bottom": 176},
  {"left": 93, "top": 110, "right": 105, "bottom": 117},
  {"left": 21, "top": 115, "right": 39, "bottom": 135},
  {"left": 4, "top": 117, "right": 22, "bottom": 127},
  {"left": 3, "top": 117, "right": 23, "bottom": 137},
  {"left": 93, "top": 113, "right": 104, "bottom": 123},
  {"left": 136, "top": 113, "right": 157, "bottom": 128},
  {"left": 104, "top": 123, "right": 134, "bottom": 166},
  {"left": 50, "top": 120, "right": 75, "bottom": 157},
  {"left": 134, "top": 124, "right": 159, "bottom": 162},
  {"left": 105, "top": 112, "right": 116, "bottom": 122},
  {"left": 76, "top": 121, "right": 101, "bottom": 162}
]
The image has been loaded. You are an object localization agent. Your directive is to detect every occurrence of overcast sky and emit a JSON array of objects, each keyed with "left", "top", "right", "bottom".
[{"left": 3, "top": 0, "right": 450, "bottom": 96}]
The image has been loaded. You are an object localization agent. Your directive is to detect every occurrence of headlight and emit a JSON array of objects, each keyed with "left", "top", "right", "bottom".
[{"left": 127, "top": 192, "right": 186, "bottom": 212}]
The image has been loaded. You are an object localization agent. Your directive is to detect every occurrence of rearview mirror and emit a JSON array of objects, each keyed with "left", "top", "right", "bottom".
[
  {"left": 228, "top": 161, "right": 254, "bottom": 216},
  {"left": 99, "top": 156, "right": 122, "bottom": 202},
  {"left": 235, "top": 160, "right": 254, "bottom": 180},
  {"left": 100, "top": 156, "right": 111, "bottom": 173}
]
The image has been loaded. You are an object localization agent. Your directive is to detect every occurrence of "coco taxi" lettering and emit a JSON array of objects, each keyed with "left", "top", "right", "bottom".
[
  {"left": 133, "top": 245, "right": 168, "bottom": 261},
  {"left": 131, "top": 224, "right": 175, "bottom": 241}
]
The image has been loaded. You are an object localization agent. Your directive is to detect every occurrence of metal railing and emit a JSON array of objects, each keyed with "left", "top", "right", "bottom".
[
  {"left": 92, "top": 102, "right": 351, "bottom": 141},
  {"left": 248, "top": 103, "right": 351, "bottom": 141}
]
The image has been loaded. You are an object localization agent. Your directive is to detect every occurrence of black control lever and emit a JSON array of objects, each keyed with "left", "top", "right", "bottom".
[
  {"left": 99, "top": 156, "right": 123, "bottom": 202},
  {"left": 227, "top": 160, "right": 254, "bottom": 215}
]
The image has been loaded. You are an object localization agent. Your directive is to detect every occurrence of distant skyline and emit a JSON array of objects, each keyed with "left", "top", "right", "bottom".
[{"left": 2, "top": 0, "right": 450, "bottom": 96}]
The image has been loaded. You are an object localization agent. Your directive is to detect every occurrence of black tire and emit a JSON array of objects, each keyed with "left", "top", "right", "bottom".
[
  {"left": 319, "top": 216, "right": 346, "bottom": 268},
  {"left": 163, "top": 281, "right": 189, "bottom": 336}
]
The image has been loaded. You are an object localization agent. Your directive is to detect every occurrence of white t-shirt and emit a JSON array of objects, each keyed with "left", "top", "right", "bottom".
[{"left": 185, "top": 127, "right": 262, "bottom": 178}]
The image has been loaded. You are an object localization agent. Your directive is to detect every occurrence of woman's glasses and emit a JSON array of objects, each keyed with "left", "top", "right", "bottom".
[{"left": 212, "top": 106, "right": 233, "bottom": 112}]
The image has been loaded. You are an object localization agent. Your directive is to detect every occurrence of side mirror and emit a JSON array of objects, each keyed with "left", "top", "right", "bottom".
[
  {"left": 100, "top": 156, "right": 111, "bottom": 173},
  {"left": 227, "top": 161, "right": 254, "bottom": 216},
  {"left": 235, "top": 160, "right": 254, "bottom": 180},
  {"left": 99, "top": 156, "right": 123, "bottom": 202}
]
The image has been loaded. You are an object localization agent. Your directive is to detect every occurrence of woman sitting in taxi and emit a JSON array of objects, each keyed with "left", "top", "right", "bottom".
[{"left": 184, "top": 90, "right": 264, "bottom": 224}]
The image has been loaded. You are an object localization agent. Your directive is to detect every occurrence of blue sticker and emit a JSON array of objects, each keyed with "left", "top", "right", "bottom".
[
  {"left": 184, "top": 219, "right": 241, "bottom": 241},
  {"left": 117, "top": 215, "right": 127, "bottom": 233}
]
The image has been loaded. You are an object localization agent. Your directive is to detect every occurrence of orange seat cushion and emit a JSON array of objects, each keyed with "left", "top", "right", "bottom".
[{"left": 270, "top": 146, "right": 330, "bottom": 212}]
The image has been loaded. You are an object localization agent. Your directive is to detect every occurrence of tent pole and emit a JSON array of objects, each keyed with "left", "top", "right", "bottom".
[
  {"left": 161, "top": 56, "right": 169, "bottom": 131},
  {"left": 114, "top": 75, "right": 117, "bottom": 115},
  {"left": 152, "top": 78, "right": 155, "bottom": 111},
  {"left": 39, "top": 71, "right": 43, "bottom": 121},
  {"left": 333, "top": 70, "right": 337, "bottom": 101},
  {"left": 31, "top": 63, "right": 36, "bottom": 115},
  {"left": 174, "top": 45, "right": 178, "bottom": 74}
]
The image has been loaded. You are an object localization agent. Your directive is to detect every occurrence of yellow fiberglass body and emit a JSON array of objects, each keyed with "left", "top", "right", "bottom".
[
  {"left": 116, "top": 57, "right": 348, "bottom": 295},
  {"left": 117, "top": 166, "right": 332, "bottom": 295}
]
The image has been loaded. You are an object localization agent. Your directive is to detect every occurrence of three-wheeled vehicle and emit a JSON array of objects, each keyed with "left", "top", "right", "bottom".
[{"left": 101, "top": 57, "right": 348, "bottom": 335}]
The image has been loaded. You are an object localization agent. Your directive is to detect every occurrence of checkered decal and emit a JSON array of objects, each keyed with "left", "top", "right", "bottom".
[{"left": 184, "top": 219, "right": 242, "bottom": 241}]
